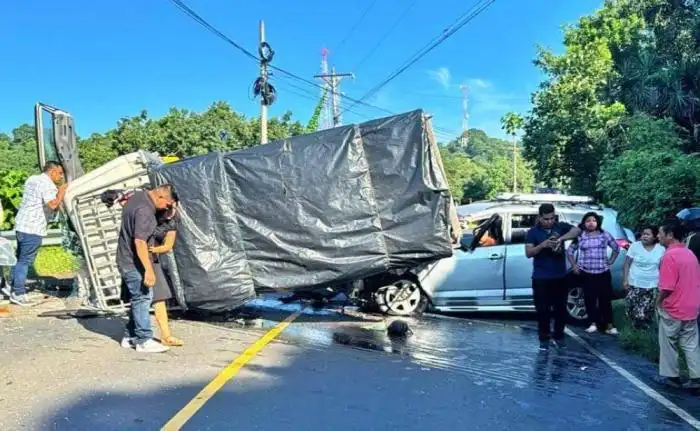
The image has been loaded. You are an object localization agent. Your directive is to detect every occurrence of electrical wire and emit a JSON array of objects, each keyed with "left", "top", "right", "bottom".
[
  {"left": 335, "top": 0, "right": 379, "bottom": 53},
  {"left": 352, "top": 0, "right": 418, "bottom": 72},
  {"left": 342, "top": 0, "right": 496, "bottom": 115},
  {"left": 167, "top": 0, "right": 462, "bottom": 138},
  {"left": 169, "top": 0, "right": 258, "bottom": 62}
]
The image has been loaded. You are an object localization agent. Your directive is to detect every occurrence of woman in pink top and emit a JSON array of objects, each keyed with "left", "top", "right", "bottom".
[
  {"left": 567, "top": 212, "right": 621, "bottom": 335},
  {"left": 655, "top": 219, "right": 700, "bottom": 389}
]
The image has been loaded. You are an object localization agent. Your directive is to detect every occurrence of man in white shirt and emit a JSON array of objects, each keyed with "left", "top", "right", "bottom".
[{"left": 2, "top": 162, "right": 68, "bottom": 306}]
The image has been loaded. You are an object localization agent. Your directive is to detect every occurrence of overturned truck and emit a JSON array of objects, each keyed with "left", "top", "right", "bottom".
[{"left": 45, "top": 106, "right": 456, "bottom": 316}]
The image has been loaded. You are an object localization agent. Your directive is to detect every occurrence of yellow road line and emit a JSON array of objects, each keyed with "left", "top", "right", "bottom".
[{"left": 161, "top": 310, "right": 303, "bottom": 430}]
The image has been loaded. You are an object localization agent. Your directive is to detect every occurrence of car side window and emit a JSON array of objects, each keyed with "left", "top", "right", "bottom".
[
  {"left": 462, "top": 216, "right": 504, "bottom": 249},
  {"left": 509, "top": 214, "right": 539, "bottom": 245}
]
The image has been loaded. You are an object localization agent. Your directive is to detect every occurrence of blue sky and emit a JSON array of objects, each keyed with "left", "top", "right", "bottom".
[{"left": 0, "top": 0, "right": 602, "bottom": 142}]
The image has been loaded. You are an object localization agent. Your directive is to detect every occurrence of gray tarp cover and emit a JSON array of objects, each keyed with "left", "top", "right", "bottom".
[{"left": 151, "top": 110, "right": 454, "bottom": 312}]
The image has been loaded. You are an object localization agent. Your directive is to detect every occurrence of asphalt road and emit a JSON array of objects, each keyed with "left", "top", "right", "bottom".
[{"left": 3, "top": 296, "right": 700, "bottom": 430}]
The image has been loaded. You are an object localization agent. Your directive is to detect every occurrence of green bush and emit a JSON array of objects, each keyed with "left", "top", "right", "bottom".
[
  {"left": 0, "top": 169, "right": 29, "bottom": 230},
  {"left": 30, "top": 246, "right": 79, "bottom": 277}
]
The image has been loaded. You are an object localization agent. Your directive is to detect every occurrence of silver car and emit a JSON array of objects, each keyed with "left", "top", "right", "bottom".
[{"left": 416, "top": 194, "right": 632, "bottom": 322}]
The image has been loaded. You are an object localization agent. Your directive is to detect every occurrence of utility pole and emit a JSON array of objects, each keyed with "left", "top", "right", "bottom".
[
  {"left": 512, "top": 138, "right": 518, "bottom": 193},
  {"left": 259, "top": 20, "right": 269, "bottom": 144},
  {"left": 315, "top": 68, "right": 354, "bottom": 127},
  {"left": 460, "top": 84, "right": 469, "bottom": 148}
]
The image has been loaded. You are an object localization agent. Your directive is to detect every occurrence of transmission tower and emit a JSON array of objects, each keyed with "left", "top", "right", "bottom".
[
  {"left": 315, "top": 50, "right": 354, "bottom": 128},
  {"left": 460, "top": 84, "right": 469, "bottom": 148},
  {"left": 318, "top": 48, "right": 333, "bottom": 130}
]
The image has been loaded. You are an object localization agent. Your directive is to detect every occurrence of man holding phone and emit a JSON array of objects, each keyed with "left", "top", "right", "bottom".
[
  {"left": 116, "top": 184, "right": 175, "bottom": 353},
  {"left": 526, "top": 203, "right": 581, "bottom": 350}
]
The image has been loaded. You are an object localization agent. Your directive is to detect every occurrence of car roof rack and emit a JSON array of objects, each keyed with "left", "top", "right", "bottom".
[{"left": 494, "top": 193, "right": 597, "bottom": 205}]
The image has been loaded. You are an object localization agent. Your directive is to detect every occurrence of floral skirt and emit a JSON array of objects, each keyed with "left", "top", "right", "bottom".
[{"left": 625, "top": 286, "right": 657, "bottom": 324}]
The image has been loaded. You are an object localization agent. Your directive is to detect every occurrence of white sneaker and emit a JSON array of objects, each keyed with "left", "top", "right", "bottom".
[
  {"left": 0, "top": 286, "right": 10, "bottom": 298},
  {"left": 135, "top": 339, "right": 170, "bottom": 353},
  {"left": 606, "top": 327, "right": 619, "bottom": 335},
  {"left": 9, "top": 293, "right": 35, "bottom": 307},
  {"left": 120, "top": 337, "right": 135, "bottom": 349},
  {"left": 585, "top": 323, "right": 597, "bottom": 333}
]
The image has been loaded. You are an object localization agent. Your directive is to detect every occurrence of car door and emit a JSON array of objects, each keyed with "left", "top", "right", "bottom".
[
  {"left": 504, "top": 211, "right": 539, "bottom": 307},
  {"left": 420, "top": 215, "right": 506, "bottom": 311},
  {"left": 35, "top": 103, "right": 84, "bottom": 181}
]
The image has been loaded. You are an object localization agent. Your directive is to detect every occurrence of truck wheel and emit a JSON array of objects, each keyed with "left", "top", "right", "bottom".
[{"left": 374, "top": 279, "right": 428, "bottom": 317}]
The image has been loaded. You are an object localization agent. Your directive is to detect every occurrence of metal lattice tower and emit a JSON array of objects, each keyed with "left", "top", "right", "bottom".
[
  {"left": 318, "top": 48, "right": 333, "bottom": 130},
  {"left": 460, "top": 84, "right": 469, "bottom": 148}
]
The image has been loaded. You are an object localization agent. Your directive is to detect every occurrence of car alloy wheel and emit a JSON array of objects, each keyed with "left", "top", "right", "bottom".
[
  {"left": 567, "top": 286, "right": 588, "bottom": 321},
  {"left": 375, "top": 279, "right": 427, "bottom": 316}
]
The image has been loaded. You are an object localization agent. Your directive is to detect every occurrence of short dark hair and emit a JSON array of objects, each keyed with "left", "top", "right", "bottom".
[
  {"left": 538, "top": 203, "right": 555, "bottom": 215},
  {"left": 660, "top": 219, "right": 685, "bottom": 241},
  {"left": 640, "top": 225, "right": 658, "bottom": 238},
  {"left": 43, "top": 161, "right": 63, "bottom": 173},
  {"left": 154, "top": 183, "right": 174, "bottom": 195}
]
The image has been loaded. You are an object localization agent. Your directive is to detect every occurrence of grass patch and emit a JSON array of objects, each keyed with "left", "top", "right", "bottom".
[
  {"left": 613, "top": 299, "right": 688, "bottom": 377},
  {"left": 613, "top": 300, "right": 660, "bottom": 363},
  {"left": 29, "top": 246, "right": 79, "bottom": 278}
]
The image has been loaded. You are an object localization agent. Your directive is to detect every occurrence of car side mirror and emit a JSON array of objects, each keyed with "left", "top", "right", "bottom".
[{"left": 459, "top": 234, "right": 473, "bottom": 252}]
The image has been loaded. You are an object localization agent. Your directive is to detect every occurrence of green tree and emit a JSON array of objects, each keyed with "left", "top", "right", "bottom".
[
  {"left": 598, "top": 114, "right": 700, "bottom": 227},
  {"left": 521, "top": 0, "right": 643, "bottom": 194}
]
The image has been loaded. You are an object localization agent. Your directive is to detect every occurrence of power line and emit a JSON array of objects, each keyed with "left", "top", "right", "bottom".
[
  {"left": 167, "top": 0, "right": 392, "bottom": 116},
  {"left": 342, "top": 0, "right": 496, "bottom": 115},
  {"left": 353, "top": 0, "right": 418, "bottom": 72},
  {"left": 335, "top": 0, "right": 379, "bottom": 53},
  {"left": 167, "top": 0, "right": 462, "bottom": 139},
  {"left": 169, "top": 0, "right": 258, "bottom": 62}
]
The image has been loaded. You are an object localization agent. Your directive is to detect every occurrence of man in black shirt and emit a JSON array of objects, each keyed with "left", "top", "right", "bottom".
[{"left": 117, "top": 184, "right": 175, "bottom": 353}]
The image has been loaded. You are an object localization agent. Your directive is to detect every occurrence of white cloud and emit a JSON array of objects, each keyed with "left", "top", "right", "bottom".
[
  {"left": 460, "top": 77, "right": 523, "bottom": 116},
  {"left": 465, "top": 78, "right": 491, "bottom": 90},
  {"left": 427, "top": 67, "right": 452, "bottom": 90}
]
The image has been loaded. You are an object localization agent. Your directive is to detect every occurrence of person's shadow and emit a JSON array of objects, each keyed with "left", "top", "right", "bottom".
[{"left": 39, "top": 308, "right": 128, "bottom": 343}]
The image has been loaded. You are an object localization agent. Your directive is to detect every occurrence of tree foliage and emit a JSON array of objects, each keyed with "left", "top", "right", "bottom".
[
  {"left": 598, "top": 114, "right": 700, "bottom": 227},
  {"left": 522, "top": 0, "right": 700, "bottom": 227},
  {"left": 0, "top": 101, "right": 308, "bottom": 228},
  {"left": 439, "top": 129, "right": 534, "bottom": 203}
]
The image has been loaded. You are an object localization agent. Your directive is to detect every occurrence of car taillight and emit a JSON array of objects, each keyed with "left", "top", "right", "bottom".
[{"left": 616, "top": 239, "right": 631, "bottom": 250}]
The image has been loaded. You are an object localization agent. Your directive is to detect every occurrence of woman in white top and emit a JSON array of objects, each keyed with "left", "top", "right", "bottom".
[{"left": 622, "top": 225, "right": 665, "bottom": 328}]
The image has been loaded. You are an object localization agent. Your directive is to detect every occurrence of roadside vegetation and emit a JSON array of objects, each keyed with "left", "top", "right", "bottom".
[{"left": 613, "top": 300, "right": 689, "bottom": 377}]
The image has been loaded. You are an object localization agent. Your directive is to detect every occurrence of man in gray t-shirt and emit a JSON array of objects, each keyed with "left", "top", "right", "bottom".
[{"left": 117, "top": 184, "right": 175, "bottom": 353}]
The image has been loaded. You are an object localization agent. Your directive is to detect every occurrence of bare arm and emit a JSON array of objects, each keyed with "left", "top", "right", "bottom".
[
  {"left": 46, "top": 184, "right": 68, "bottom": 211},
  {"left": 622, "top": 256, "right": 633, "bottom": 289},
  {"left": 559, "top": 226, "right": 581, "bottom": 242},
  {"left": 151, "top": 231, "right": 177, "bottom": 254},
  {"left": 526, "top": 241, "right": 551, "bottom": 258},
  {"left": 135, "top": 239, "right": 154, "bottom": 274}
]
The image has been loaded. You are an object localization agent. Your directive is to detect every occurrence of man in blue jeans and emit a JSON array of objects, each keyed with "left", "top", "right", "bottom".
[
  {"left": 2, "top": 162, "right": 68, "bottom": 306},
  {"left": 116, "top": 184, "right": 175, "bottom": 354}
]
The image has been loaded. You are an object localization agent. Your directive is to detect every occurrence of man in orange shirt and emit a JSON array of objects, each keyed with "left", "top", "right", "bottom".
[{"left": 657, "top": 219, "right": 700, "bottom": 388}]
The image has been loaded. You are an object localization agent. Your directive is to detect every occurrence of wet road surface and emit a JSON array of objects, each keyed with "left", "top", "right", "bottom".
[
  {"left": 4, "top": 295, "right": 700, "bottom": 430},
  {"left": 178, "top": 298, "right": 700, "bottom": 430}
]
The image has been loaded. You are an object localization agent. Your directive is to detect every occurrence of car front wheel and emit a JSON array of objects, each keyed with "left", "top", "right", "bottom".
[
  {"left": 374, "top": 279, "right": 428, "bottom": 316},
  {"left": 567, "top": 286, "right": 588, "bottom": 322}
]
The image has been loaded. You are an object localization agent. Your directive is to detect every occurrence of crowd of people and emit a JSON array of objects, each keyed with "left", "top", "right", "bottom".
[
  {"left": 2, "top": 161, "right": 700, "bottom": 380},
  {"left": 525, "top": 202, "right": 700, "bottom": 389}
]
